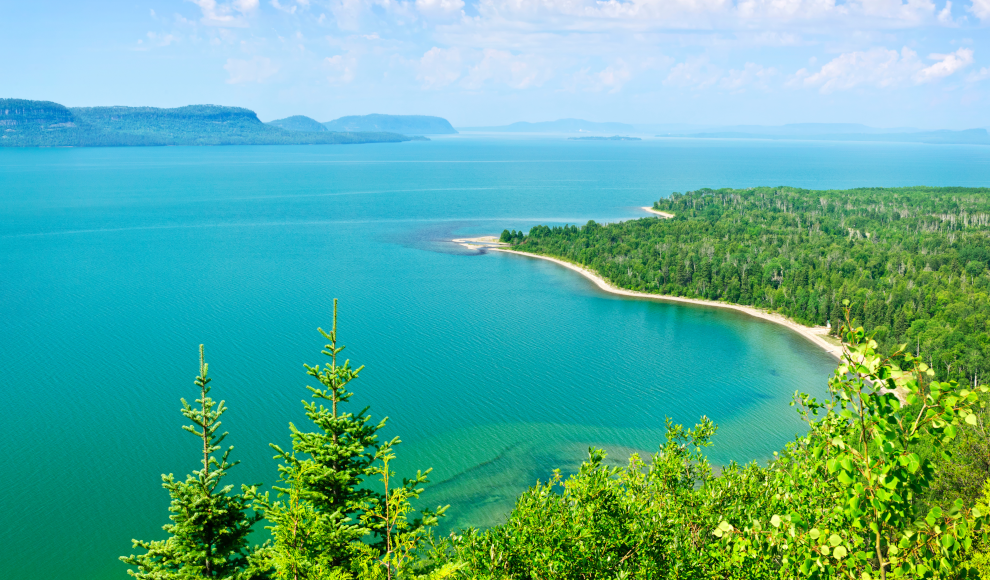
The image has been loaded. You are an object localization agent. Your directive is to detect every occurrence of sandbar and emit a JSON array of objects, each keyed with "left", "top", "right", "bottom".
[{"left": 642, "top": 207, "right": 675, "bottom": 218}]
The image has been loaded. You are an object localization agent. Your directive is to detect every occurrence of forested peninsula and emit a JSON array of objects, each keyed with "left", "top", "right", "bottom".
[
  {"left": 501, "top": 186, "right": 990, "bottom": 387},
  {"left": 0, "top": 99, "right": 423, "bottom": 147}
]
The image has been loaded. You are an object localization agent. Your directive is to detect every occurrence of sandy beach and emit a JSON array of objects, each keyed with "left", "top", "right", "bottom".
[
  {"left": 451, "top": 207, "right": 842, "bottom": 360},
  {"left": 451, "top": 235, "right": 508, "bottom": 250},
  {"left": 490, "top": 248, "right": 843, "bottom": 360},
  {"left": 642, "top": 206, "right": 675, "bottom": 218}
]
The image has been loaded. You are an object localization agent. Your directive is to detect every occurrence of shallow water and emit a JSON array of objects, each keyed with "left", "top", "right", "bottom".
[{"left": 2, "top": 136, "right": 988, "bottom": 579}]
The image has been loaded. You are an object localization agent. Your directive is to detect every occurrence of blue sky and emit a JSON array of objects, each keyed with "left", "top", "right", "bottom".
[{"left": 3, "top": 0, "right": 989, "bottom": 128}]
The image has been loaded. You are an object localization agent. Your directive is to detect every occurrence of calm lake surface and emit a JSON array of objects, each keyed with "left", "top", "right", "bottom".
[{"left": 2, "top": 135, "right": 988, "bottom": 580}]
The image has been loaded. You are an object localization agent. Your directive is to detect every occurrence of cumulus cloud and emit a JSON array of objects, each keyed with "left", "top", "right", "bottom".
[
  {"left": 936, "top": 1, "right": 954, "bottom": 23},
  {"left": 471, "top": 0, "right": 942, "bottom": 30},
  {"left": 794, "top": 46, "right": 973, "bottom": 92},
  {"left": 913, "top": 48, "right": 974, "bottom": 82},
  {"left": 330, "top": 0, "right": 368, "bottom": 31},
  {"left": 270, "top": 0, "right": 297, "bottom": 14},
  {"left": 224, "top": 56, "right": 278, "bottom": 83},
  {"left": 191, "top": 0, "right": 259, "bottom": 27},
  {"left": 418, "top": 47, "right": 463, "bottom": 89},
  {"left": 970, "top": 0, "right": 990, "bottom": 19},
  {"left": 969, "top": 66, "right": 990, "bottom": 82},
  {"left": 416, "top": 0, "right": 465, "bottom": 18}
]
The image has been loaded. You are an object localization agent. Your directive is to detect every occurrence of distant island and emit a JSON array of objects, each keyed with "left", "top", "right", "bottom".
[
  {"left": 265, "top": 115, "right": 329, "bottom": 133},
  {"left": 0, "top": 100, "right": 436, "bottom": 147},
  {"left": 568, "top": 135, "right": 641, "bottom": 141}
]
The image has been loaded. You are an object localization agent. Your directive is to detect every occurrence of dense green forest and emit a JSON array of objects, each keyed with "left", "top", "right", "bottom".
[
  {"left": 124, "top": 299, "right": 990, "bottom": 579},
  {"left": 501, "top": 186, "right": 990, "bottom": 388},
  {"left": 0, "top": 99, "right": 420, "bottom": 147}
]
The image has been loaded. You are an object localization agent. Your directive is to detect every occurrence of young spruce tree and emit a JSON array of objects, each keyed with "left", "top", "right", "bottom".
[
  {"left": 121, "top": 345, "right": 263, "bottom": 580},
  {"left": 253, "top": 300, "right": 446, "bottom": 579}
]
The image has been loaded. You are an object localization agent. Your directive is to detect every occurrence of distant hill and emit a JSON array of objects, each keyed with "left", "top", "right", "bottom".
[
  {"left": 266, "top": 115, "right": 327, "bottom": 133},
  {"left": 0, "top": 99, "right": 419, "bottom": 147},
  {"left": 323, "top": 114, "right": 457, "bottom": 135},
  {"left": 461, "top": 119, "right": 636, "bottom": 133}
]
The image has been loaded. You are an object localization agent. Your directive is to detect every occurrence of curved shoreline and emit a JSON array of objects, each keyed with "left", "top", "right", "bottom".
[{"left": 490, "top": 247, "right": 843, "bottom": 359}]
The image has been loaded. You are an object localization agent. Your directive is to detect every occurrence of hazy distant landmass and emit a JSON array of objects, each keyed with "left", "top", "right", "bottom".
[
  {"left": 675, "top": 126, "right": 990, "bottom": 146},
  {"left": 461, "top": 118, "right": 636, "bottom": 133},
  {"left": 323, "top": 114, "right": 457, "bottom": 135},
  {"left": 266, "top": 115, "right": 328, "bottom": 133},
  {"left": 0, "top": 100, "right": 422, "bottom": 147},
  {"left": 658, "top": 123, "right": 990, "bottom": 145},
  {"left": 459, "top": 118, "right": 989, "bottom": 145},
  {"left": 568, "top": 135, "right": 641, "bottom": 141}
]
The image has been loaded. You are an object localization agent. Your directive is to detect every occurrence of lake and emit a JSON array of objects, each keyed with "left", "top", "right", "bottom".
[{"left": 2, "top": 135, "right": 988, "bottom": 580}]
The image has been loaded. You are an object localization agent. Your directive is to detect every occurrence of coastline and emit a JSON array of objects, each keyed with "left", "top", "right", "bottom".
[
  {"left": 489, "top": 248, "right": 843, "bottom": 359},
  {"left": 451, "top": 206, "right": 842, "bottom": 360}
]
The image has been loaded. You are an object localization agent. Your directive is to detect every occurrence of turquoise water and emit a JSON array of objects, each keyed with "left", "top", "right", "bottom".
[{"left": 2, "top": 136, "right": 988, "bottom": 580}]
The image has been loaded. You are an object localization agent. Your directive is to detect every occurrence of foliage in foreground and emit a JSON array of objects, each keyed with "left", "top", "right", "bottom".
[
  {"left": 121, "top": 346, "right": 264, "bottom": 579},
  {"left": 436, "top": 308, "right": 988, "bottom": 579},
  {"left": 124, "top": 303, "right": 990, "bottom": 579},
  {"left": 248, "top": 299, "right": 447, "bottom": 580}
]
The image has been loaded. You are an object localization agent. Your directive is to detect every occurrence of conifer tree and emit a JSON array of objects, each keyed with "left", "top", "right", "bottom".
[
  {"left": 255, "top": 300, "right": 445, "bottom": 578},
  {"left": 121, "top": 345, "right": 263, "bottom": 579}
]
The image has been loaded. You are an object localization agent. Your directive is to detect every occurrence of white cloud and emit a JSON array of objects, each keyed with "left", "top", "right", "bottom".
[
  {"left": 330, "top": 0, "right": 373, "bottom": 31},
  {"left": 224, "top": 56, "right": 279, "bottom": 83},
  {"left": 190, "top": 0, "right": 258, "bottom": 27},
  {"left": 970, "top": 0, "right": 990, "bottom": 19},
  {"left": 325, "top": 54, "right": 357, "bottom": 83},
  {"left": 418, "top": 47, "right": 463, "bottom": 88},
  {"left": 416, "top": 0, "right": 465, "bottom": 18},
  {"left": 472, "top": 0, "right": 943, "bottom": 30},
  {"left": 968, "top": 66, "right": 990, "bottom": 82},
  {"left": 270, "top": 0, "right": 297, "bottom": 14},
  {"left": 913, "top": 48, "right": 973, "bottom": 82},
  {"left": 937, "top": 0, "right": 954, "bottom": 23},
  {"left": 795, "top": 46, "right": 973, "bottom": 92}
]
